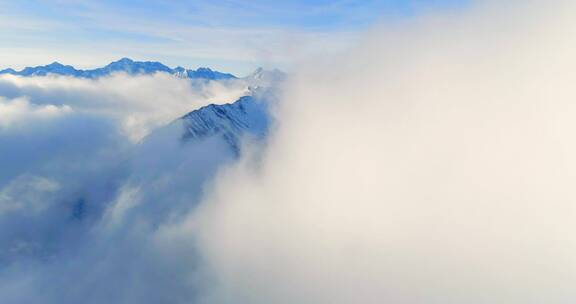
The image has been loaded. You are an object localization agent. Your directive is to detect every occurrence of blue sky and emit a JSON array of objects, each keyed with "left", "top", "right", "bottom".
[{"left": 0, "top": 0, "right": 468, "bottom": 75}]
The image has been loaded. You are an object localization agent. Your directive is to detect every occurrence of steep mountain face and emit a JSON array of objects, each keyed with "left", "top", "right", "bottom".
[
  {"left": 140, "top": 94, "right": 270, "bottom": 161},
  {"left": 125, "top": 92, "right": 272, "bottom": 233},
  {"left": 179, "top": 95, "right": 269, "bottom": 154},
  {"left": 0, "top": 58, "right": 237, "bottom": 80}
]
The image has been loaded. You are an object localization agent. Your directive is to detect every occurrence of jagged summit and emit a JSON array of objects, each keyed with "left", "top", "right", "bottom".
[
  {"left": 140, "top": 94, "right": 270, "bottom": 159},
  {"left": 179, "top": 95, "right": 269, "bottom": 154}
]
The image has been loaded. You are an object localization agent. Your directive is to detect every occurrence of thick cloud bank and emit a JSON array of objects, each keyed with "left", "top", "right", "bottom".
[{"left": 187, "top": 1, "right": 576, "bottom": 303}]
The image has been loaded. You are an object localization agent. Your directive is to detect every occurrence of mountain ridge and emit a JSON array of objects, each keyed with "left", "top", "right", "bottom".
[{"left": 179, "top": 95, "right": 269, "bottom": 153}]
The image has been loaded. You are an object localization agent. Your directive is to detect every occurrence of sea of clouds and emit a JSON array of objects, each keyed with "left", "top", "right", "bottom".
[
  {"left": 2, "top": 0, "right": 576, "bottom": 303},
  {"left": 0, "top": 72, "right": 246, "bottom": 303}
]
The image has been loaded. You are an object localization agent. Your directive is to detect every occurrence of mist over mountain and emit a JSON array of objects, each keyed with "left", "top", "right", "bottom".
[{"left": 0, "top": 59, "right": 280, "bottom": 303}]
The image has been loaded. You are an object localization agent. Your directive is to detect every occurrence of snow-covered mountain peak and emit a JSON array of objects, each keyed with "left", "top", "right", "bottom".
[{"left": 175, "top": 95, "right": 269, "bottom": 155}]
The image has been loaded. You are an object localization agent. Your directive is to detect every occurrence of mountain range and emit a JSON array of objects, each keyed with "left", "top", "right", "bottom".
[
  {"left": 0, "top": 57, "right": 237, "bottom": 80},
  {"left": 0, "top": 58, "right": 283, "bottom": 155}
]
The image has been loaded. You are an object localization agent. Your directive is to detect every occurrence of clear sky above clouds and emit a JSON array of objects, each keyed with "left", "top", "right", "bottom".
[{"left": 0, "top": 0, "right": 468, "bottom": 75}]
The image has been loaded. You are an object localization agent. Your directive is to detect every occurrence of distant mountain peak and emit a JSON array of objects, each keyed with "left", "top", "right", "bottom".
[
  {"left": 186, "top": 67, "right": 236, "bottom": 80},
  {"left": 47, "top": 62, "right": 65, "bottom": 67},
  {"left": 116, "top": 57, "right": 134, "bottom": 63}
]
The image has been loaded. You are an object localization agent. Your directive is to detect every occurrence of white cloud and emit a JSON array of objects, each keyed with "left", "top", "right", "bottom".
[
  {"left": 0, "top": 73, "right": 247, "bottom": 141},
  {"left": 0, "top": 96, "right": 71, "bottom": 129},
  {"left": 0, "top": 175, "right": 60, "bottom": 214},
  {"left": 100, "top": 184, "right": 141, "bottom": 230},
  {"left": 180, "top": 1, "right": 576, "bottom": 303}
]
